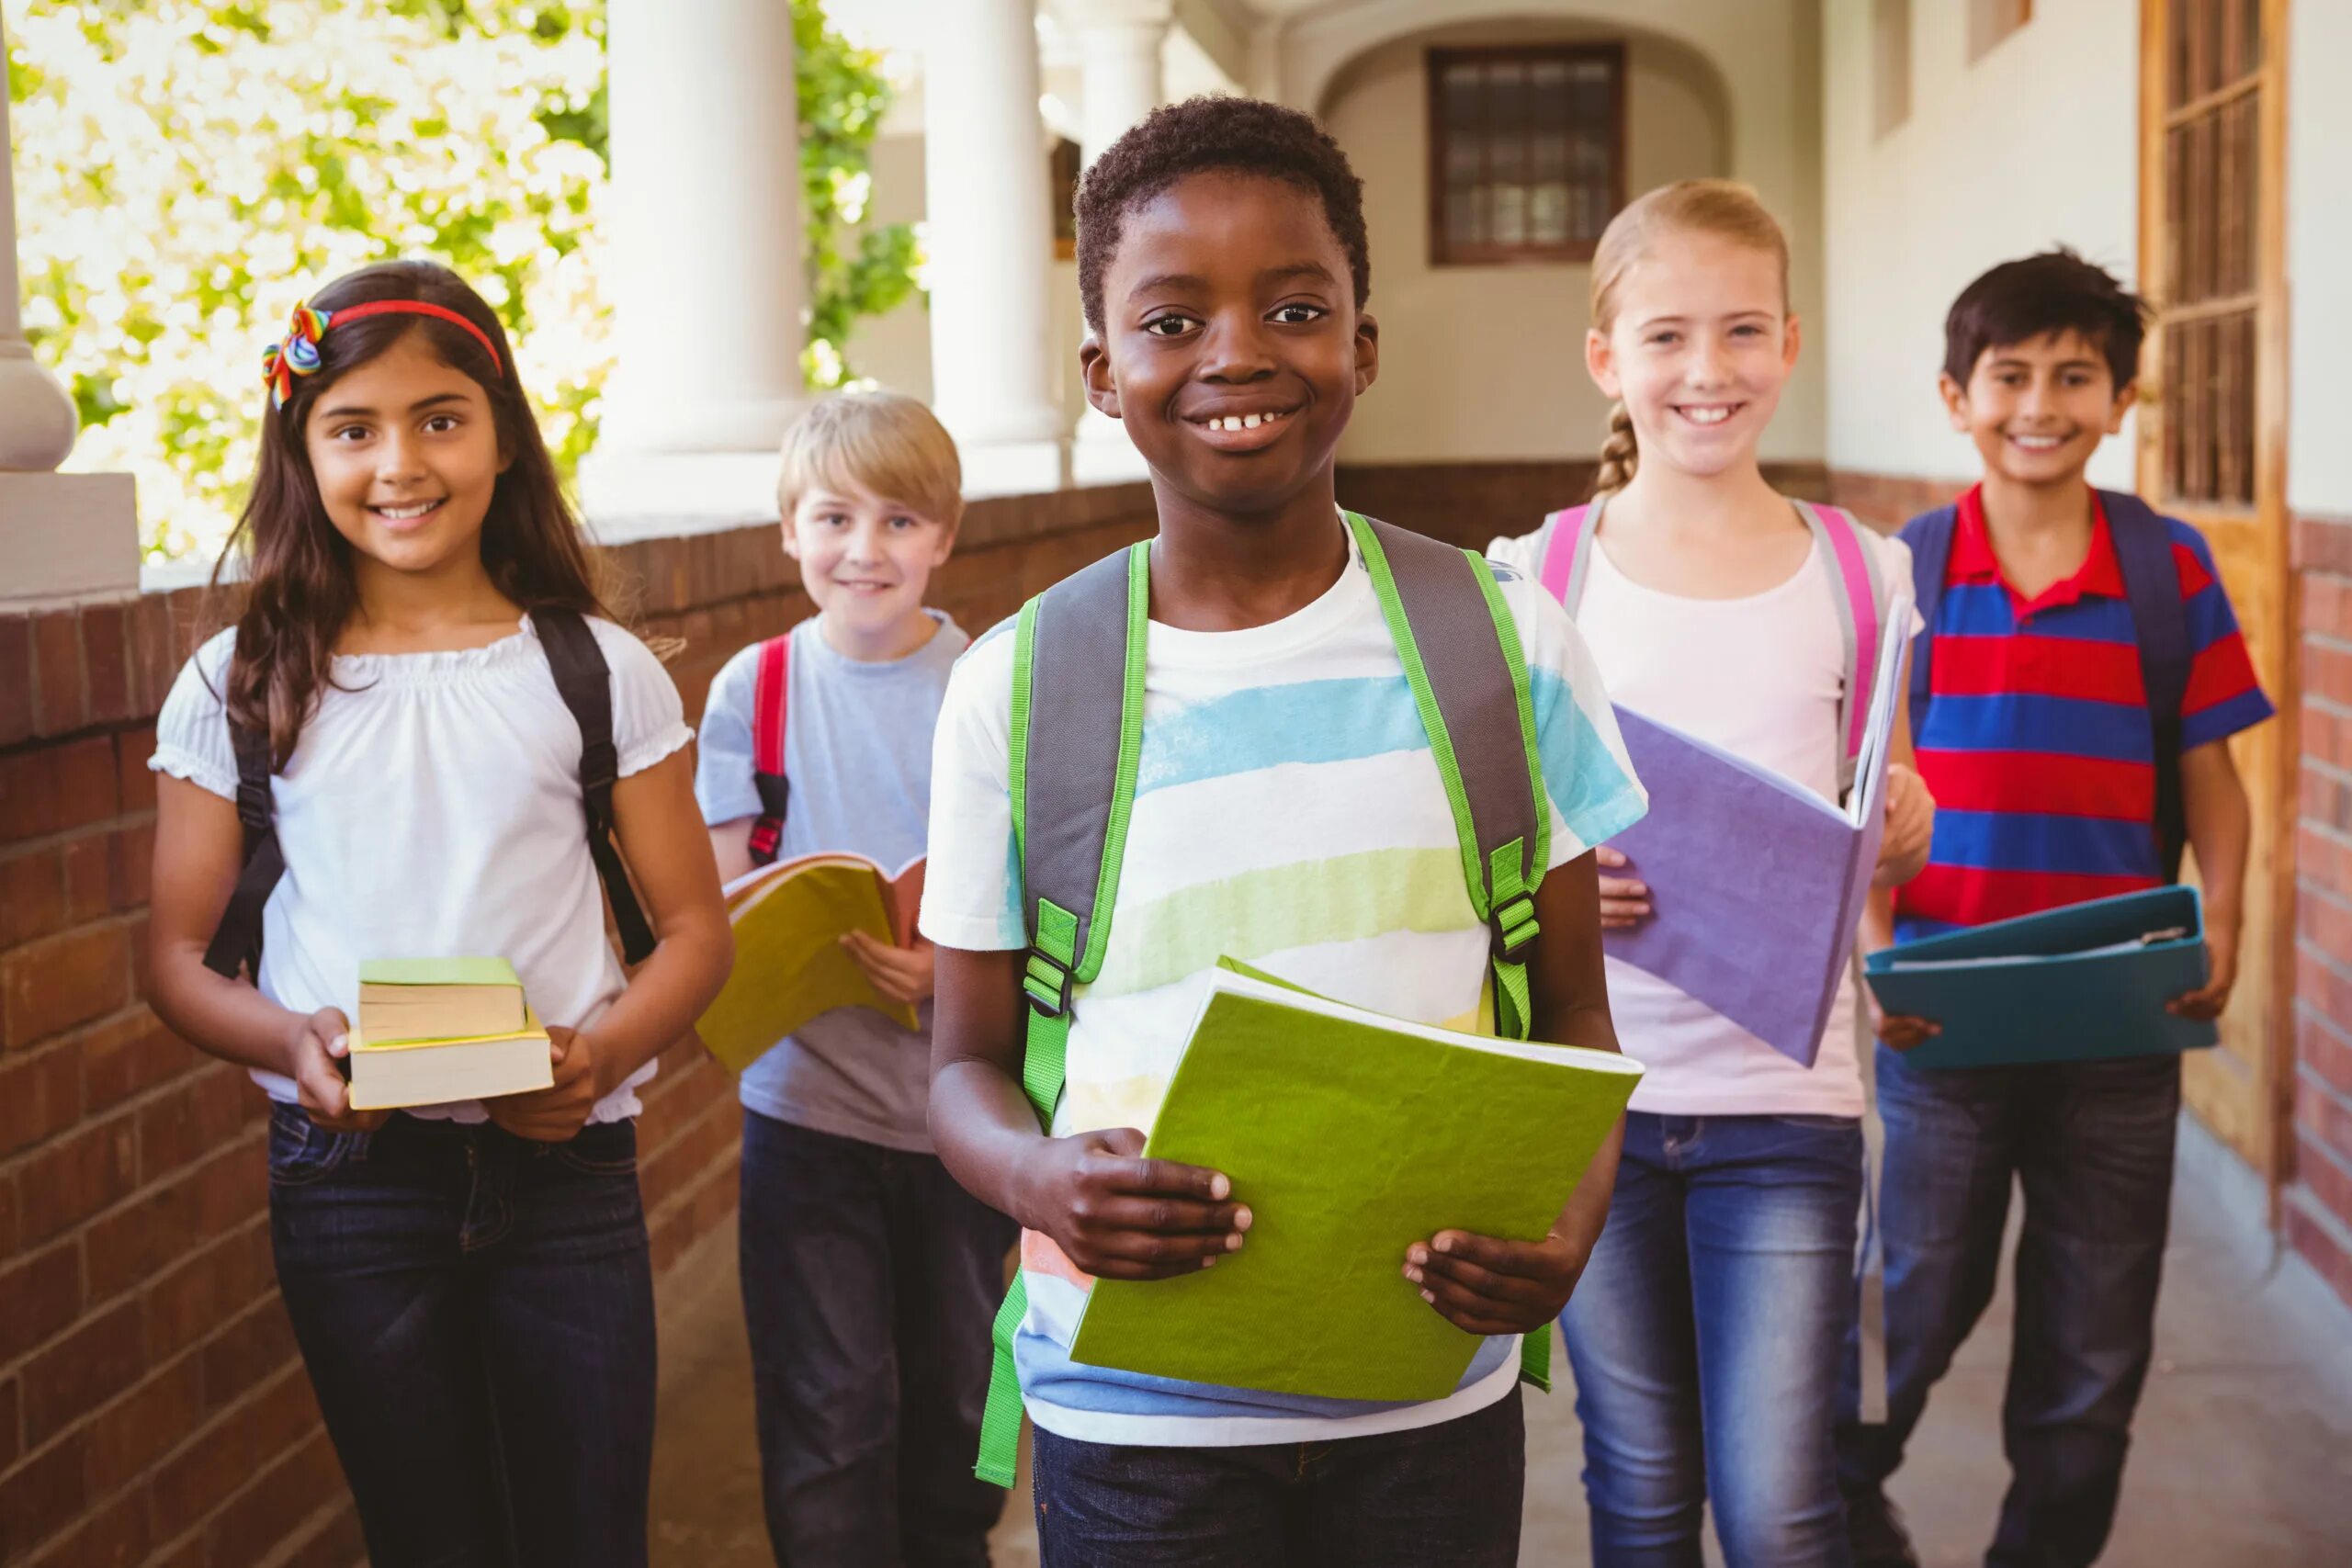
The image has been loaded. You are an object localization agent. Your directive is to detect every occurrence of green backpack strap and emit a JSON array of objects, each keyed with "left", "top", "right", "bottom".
[
  {"left": 976, "top": 541, "right": 1150, "bottom": 1485},
  {"left": 1346, "top": 511, "right": 1556, "bottom": 1392}
]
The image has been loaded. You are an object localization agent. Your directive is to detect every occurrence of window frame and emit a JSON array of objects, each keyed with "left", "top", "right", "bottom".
[{"left": 1424, "top": 40, "right": 1628, "bottom": 268}]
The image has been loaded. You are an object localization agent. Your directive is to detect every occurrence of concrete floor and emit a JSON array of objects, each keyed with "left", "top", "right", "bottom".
[{"left": 648, "top": 1120, "right": 2352, "bottom": 1566}]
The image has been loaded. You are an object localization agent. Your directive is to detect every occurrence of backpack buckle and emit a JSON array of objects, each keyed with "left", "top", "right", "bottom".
[
  {"left": 1490, "top": 894, "right": 1540, "bottom": 963},
  {"left": 1022, "top": 948, "right": 1074, "bottom": 1019}
]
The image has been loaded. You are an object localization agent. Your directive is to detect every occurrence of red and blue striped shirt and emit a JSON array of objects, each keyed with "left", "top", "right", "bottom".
[{"left": 1894, "top": 484, "right": 2273, "bottom": 942}]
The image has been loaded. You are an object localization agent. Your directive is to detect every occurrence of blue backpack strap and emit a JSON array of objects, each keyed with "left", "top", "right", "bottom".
[
  {"left": 1897, "top": 505, "right": 1960, "bottom": 747},
  {"left": 2100, "top": 491, "right": 2193, "bottom": 880}
]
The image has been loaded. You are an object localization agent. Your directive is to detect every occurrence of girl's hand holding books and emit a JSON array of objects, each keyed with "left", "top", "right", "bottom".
[
  {"left": 1873, "top": 764, "right": 1936, "bottom": 888},
  {"left": 842, "top": 930, "right": 936, "bottom": 1006},
  {"left": 1016, "top": 1127, "right": 1252, "bottom": 1280},
  {"left": 483, "top": 1025, "right": 601, "bottom": 1142},
  {"left": 287, "top": 1008, "right": 390, "bottom": 1134},
  {"left": 1402, "top": 1227, "right": 1589, "bottom": 1337},
  {"left": 1593, "top": 845, "right": 1652, "bottom": 929}
]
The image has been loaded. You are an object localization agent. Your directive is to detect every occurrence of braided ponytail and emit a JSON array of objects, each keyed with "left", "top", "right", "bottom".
[{"left": 1591, "top": 400, "right": 1638, "bottom": 496}]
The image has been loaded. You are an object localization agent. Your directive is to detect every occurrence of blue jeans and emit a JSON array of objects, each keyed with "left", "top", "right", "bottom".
[
  {"left": 738, "top": 1111, "right": 1016, "bottom": 1566},
  {"left": 1558, "top": 1111, "right": 1864, "bottom": 1568},
  {"left": 1837, "top": 1049, "right": 2178, "bottom": 1568},
  {"left": 266, "top": 1104, "right": 658, "bottom": 1568},
  {"left": 1029, "top": 1384, "right": 1524, "bottom": 1567}
]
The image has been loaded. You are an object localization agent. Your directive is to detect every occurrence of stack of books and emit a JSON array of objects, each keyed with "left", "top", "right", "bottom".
[{"left": 347, "top": 957, "right": 553, "bottom": 1111}]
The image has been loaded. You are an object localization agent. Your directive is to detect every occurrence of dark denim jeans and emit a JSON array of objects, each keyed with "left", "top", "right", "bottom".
[
  {"left": 266, "top": 1103, "right": 658, "bottom": 1568},
  {"left": 1029, "top": 1384, "right": 1526, "bottom": 1568},
  {"left": 738, "top": 1111, "right": 1016, "bottom": 1567},
  {"left": 1558, "top": 1111, "right": 1864, "bottom": 1568},
  {"left": 1837, "top": 1048, "right": 2180, "bottom": 1568}
]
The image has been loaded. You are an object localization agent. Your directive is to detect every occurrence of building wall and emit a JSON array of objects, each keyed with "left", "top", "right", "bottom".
[
  {"left": 1819, "top": 0, "right": 2140, "bottom": 490},
  {"left": 2286, "top": 0, "right": 2352, "bottom": 1309},
  {"left": 1320, "top": 23, "right": 1734, "bottom": 466},
  {"left": 0, "top": 486, "right": 1158, "bottom": 1566}
]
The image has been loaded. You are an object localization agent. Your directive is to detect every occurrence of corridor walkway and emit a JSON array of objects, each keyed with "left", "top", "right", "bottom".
[{"left": 647, "top": 1122, "right": 2352, "bottom": 1566}]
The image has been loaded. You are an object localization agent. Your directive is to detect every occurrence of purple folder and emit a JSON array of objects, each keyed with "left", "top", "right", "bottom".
[{"left": 1600, "top": 619, "right": 1905, "bottom": 1065}]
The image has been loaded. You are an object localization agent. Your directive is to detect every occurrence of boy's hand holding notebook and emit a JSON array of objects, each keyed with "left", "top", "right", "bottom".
[
  {"left": 347, "top": 957, "right": 554, "bottom": 1111},
  {"left": 698, "top": 852, "right": 929, "bottom": 1071}
]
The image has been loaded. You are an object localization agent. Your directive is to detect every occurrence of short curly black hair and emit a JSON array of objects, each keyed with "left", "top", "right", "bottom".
[{"left": 1076, "top": 96, "right": 1370, "bottom": 334}]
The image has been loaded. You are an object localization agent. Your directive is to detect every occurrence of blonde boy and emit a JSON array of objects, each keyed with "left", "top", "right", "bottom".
[{"left": 694, "top": 391, "right": 1012, "bottom": 1562}]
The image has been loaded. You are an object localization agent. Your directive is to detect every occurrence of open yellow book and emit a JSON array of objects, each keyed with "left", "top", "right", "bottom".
[
  {"left": 346, "top": 1006, "right": 554, "bottom": 1111},
  {"left": 698, "top": 853, "right": 926, "bottom": 1072}
]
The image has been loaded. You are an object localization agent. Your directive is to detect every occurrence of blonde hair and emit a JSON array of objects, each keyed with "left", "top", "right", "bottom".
[
  {"left": 776, "top": 390, "right": 965, "bottom": 530},
  {"left": 1588, "top": 179, "right": 1791, "bottom": 496}
]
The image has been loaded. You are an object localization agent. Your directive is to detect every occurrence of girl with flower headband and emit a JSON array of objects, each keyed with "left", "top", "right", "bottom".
[{"left": 145, "top": 259, "right": 733, "bottom": 1565}]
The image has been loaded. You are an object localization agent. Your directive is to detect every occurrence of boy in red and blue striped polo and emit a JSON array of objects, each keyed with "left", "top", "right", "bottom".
[{"left": 1837, "top": 252, "right": 2273, "bottom": 1568}]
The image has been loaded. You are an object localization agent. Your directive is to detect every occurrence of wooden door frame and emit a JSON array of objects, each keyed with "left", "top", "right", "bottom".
[{"left": 2136, "top": 0, "right": 2297, "bottom": 1202}]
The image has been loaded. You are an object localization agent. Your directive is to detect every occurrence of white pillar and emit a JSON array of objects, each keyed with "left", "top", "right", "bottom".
[
  {"left": 579, "top": 0, "right": 808, "bottom": 536},
  {"left": 1070, "top": 2, "right": 1170, "bottom": 486},
  {"left": 0, "top": 12, "right": 139, "bottom": 606},
  {"left": 924, "top": 0, "right": 1066, "bottom": 497}
]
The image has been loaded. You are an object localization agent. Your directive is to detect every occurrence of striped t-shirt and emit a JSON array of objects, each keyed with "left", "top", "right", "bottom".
[
  {"left": 920, "top": 525, "right": 1647, "bottom": 1450},
  {"left": 1894, "top": 484, "right": 2273, "bottom": 942}
]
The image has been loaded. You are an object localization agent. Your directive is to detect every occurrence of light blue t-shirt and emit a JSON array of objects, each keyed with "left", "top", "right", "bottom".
[{"left": 695, "top": 612, "right": 967, "bottom": 1151}]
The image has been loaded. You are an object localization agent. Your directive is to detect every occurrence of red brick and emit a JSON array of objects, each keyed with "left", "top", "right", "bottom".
[
  {"left": 137, "top": 1066, "right": 254, "bottom": 1186},
  {"left": 28, "top": 1493, "right": 151, "bottom": 1568},
  {"left": 0, "top": 1238, "right": 83, "bottom": 1366},
  {"left": 114, "top": 726, "right": 157, "bottom": 816},
  {"left": 0, "top": 844, "right": 68, "bottom": 949},
  {"left": 81, "top": 1358, "right": 202, "bottom": 1504},
  {"left": 20, "top": 1297, "right": 146, "bottom": 1450},
  {"left": 60, "top": 832, "right": 110, "bottom": 927},
  {"left": 198, "top": 1425, "right": 345, "bottom": 1568},
  {"left": 82, "top": 1009, "right": 196, "bottom": 1112},
  {"left": 2297, "top": 1134, "right": 2352, "bottom": 1235},
  {"left": 2, "top": 922, "right": 132, "bottom": 1052},
  {"left": 2301, "top": 762, "right": 2352, "bottom": 836},
  {"left": 31, "top": 609, "right": 85, "bottom": 737},
  {"left": 2298, "top": 1068, "right": 2352, "bottom": 1168},
  {"left": 2297, "top": 884, "right": 2352, "bottom": 971},
  {"left": 145, "top": 1365, "right": 319, "bottom": 1543},
  {"left": 0, "top": 735, "right": 119, "bottom": 847},
  {"left": 85, "top": 1136, "right": 264, "bottom": 1301},
  {"left": 2299, "top": 824, "right": 2352, "bottom": 899},
  {"left": 197, "top": 1295, "right": 300, "bottom": 1417},
  {"left": 2308, "top": 640, "right": 2352, "bottom": 709},
  {"left": 274, "top": 1500, "right": 365, "bottom": 1568},
  {"left": 143, "top": 1220, "right": 273, "bottom": 1365},
  {"left": 78, "top": 605, "right": 131, "bottom": 727},
  {"left": 2302, "top": 1008, "right": 2352, "bottom": 1099},
  {"left": 0, "top": 1427, "right": 89, "bottom": 1561},
  {"left": 106, "top": 822, "right": 153, "bottom": 913},
  {"left": 2306, "top": 699, "right": 2352, "bottom": 773},
  {"left": 0, "top": 1041, "right": 84, "bottom": 1160},
  {"left": 11, "top": 1112, "right": 138, "bottom": 1248},
  {"left": 2285, "top": 1192, "right": 2352, "bottom": 1313},
  {"left": 0, "top": 615, "right": 34, "bottom": 747},
  {"left": 0, "top": 1375, "right": 18, "bottom": 1472}
]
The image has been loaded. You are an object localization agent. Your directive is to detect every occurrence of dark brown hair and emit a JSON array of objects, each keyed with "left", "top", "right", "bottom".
[
  {"left": 1074, "top": 96, "right": 1369, "bottom": 335},
  {"left": 213, "top": 260, "right": 611, "bottom": 766},
  {"left": 1942, "top": 248, "right": 2150, "bottom": 390}
]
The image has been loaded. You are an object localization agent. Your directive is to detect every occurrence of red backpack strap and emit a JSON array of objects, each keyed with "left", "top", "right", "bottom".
[
  {"left": 748, "top": 633, "right": 792, "bottom": 866},
  {"left": 1536, "top": 502, "right": 1598, "bottom": 609}
]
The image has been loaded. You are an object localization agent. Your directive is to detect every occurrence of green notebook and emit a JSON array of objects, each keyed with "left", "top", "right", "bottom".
[
  {"left": 356, "top": 957, "right": 526, "bottom": 1045},
  {"left": 1067, "top": 959, "right": 1643, "bottom": 1404}
]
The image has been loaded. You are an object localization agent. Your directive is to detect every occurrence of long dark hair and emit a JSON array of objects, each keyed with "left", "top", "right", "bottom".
[{"left": 213, "top": 259, "right": 612, "bottom": 766}]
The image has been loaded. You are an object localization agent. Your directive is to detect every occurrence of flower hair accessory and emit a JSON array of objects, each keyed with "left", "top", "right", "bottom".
[{"left": 260, "top": 298, "right": 503, "bottom": 409}]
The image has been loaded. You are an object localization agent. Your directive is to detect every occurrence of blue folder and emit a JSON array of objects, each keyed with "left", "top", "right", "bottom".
[{"left": 1863, "top": 886, "right": 2218, "bottom": 1068}]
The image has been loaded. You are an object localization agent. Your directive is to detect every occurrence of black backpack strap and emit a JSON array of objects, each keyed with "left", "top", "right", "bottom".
[
  {"left": 533, "top": 607, "right": 659, "bottom": 964},
  {"left": 1898, "top": 504, "right": 1959, "bottom": 745},
  {"left": 2101, "top": 491, "right": 2194, "bottom": 881},
  {"left": 200, "top": 721, "right": 285, "bottom": 979}
]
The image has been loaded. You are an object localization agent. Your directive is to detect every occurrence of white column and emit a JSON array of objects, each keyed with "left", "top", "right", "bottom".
[
  {"left": 579, "top": 0, "right": 808, "bottom": 536},
  {"left": 1070, "top": 1, "right": 1170, "bottom": 485},
  {"left": 924, "top": 0, "right": 1066, "bottom": 497},
  {"left": 0, "top": 12, "right": 139, "bottom": 606}
]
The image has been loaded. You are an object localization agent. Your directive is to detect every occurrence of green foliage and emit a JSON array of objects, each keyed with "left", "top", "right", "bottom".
[{"left": 7, "top": 0, "right": 922, "bottom": 559}]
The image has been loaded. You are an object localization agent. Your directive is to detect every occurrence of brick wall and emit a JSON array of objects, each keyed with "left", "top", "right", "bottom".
[
  {"left": 0, "top": 481, "right": 1157, "bottom": 1568},
  {"left": 2290, "top": 512, "right": 2352, "bottom": 1309}
]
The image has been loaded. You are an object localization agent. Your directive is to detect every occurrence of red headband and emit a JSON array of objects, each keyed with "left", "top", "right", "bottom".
[{"left": 262, "top": 299, "right": 503, "bottom": 408}]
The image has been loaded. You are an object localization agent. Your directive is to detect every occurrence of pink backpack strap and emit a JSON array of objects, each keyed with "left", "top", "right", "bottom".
[
  {"left": 1537, "top": 502, "right": 1597, "bottom": 609},
  {"left": 1796, "top": 502, "right": 1885, "bottom": 774}
]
